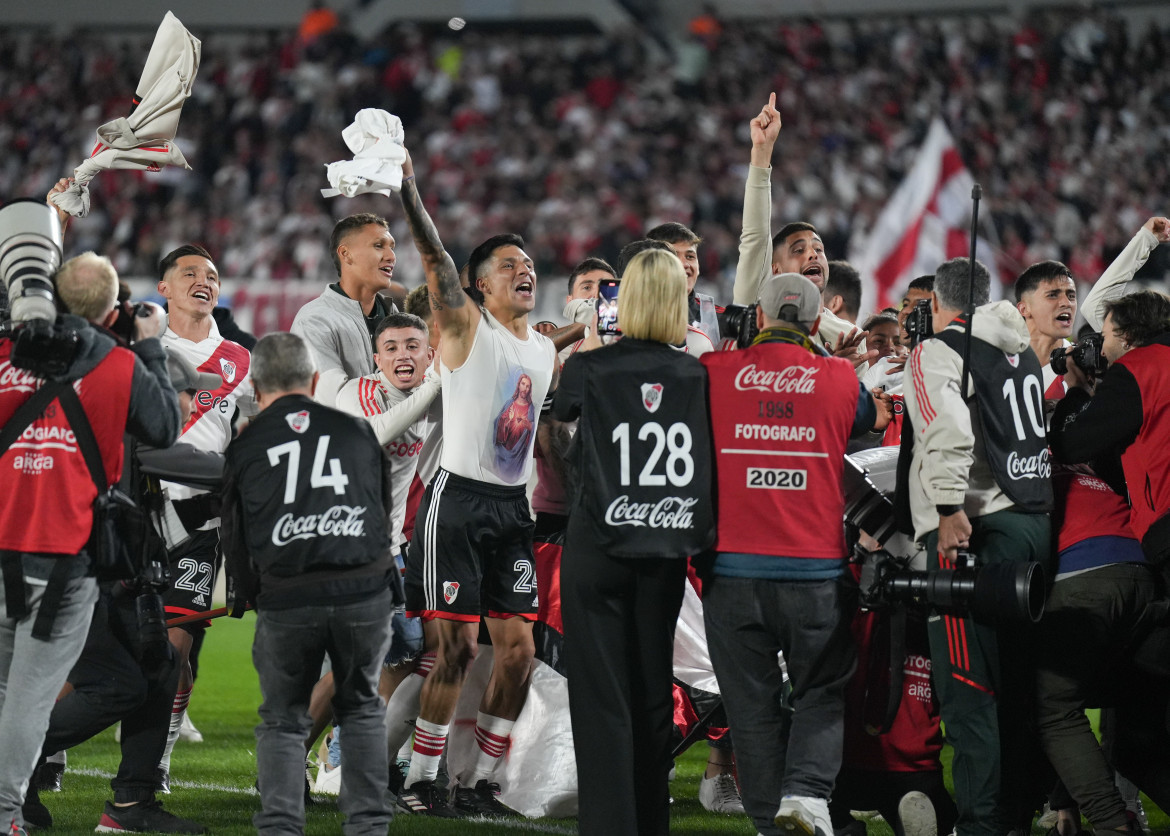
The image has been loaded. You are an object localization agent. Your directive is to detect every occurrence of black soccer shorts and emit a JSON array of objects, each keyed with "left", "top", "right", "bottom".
[
  {"left": 163, "top": 528, "right": 220, "bottom": 630},
  {"left": 405, "top": 469, "right": 539, "bottom": 622}
]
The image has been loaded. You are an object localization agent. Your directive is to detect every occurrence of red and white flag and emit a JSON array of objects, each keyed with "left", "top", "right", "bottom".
[{"left": 854, "top": 118, "right": 999, "bottom": 313}]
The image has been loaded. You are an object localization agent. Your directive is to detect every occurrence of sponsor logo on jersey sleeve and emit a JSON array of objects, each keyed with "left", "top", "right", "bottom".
[
  {"left": 285, "top": 410, "right": 311, "bottom": 433},
  {"left": 641, "top": 383, "right": 663, "bottom": 413}
]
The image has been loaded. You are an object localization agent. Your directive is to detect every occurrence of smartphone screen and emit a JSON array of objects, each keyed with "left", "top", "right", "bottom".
[{"left": 597, "top": 279, "right": 620, "bottom": 336}]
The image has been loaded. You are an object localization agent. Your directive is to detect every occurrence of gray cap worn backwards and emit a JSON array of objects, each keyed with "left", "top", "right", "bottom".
[
  {"left": 166, "top": 349, "right": 222, "bottom": 393},
  {"left": 758, "top": 272, "right": 821, "bottom": 325}
]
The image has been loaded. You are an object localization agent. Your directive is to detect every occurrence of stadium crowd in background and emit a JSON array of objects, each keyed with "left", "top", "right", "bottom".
[{"left": 3, "top": 7, "right": 1170, "bottom": 294}]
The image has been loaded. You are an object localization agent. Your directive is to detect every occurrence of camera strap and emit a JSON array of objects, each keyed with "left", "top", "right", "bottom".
[
  {"left": 53, "top": 384, "right": 108, "bottom": 492},
  {"left": 0, "top": 380, "right": 74, "bottom": 626},
  {"left": 31, "top": 385, "right": 108, "bottom": 639},
  {"left": 0, "top": 380, "right": 71, "bottom": 460}
]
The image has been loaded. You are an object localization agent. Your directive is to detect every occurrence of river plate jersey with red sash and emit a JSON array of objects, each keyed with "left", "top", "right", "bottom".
[
  {"left": 161, "top": 317, "right": 256, "bottom": 505},
  {"left": 336, "top": 370, "right": 430, "bottom": 550},
  {"left": 0, "top": 341, "right": 134, "bottom": 553}
]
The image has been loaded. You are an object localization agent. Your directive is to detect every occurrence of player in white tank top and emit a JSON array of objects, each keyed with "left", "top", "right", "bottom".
[
  {"left": 389, "top": 146, "right": 558, "bottom": 816},
  {"left": 438, "top": 311, "right": 554, "bottom": 486}
]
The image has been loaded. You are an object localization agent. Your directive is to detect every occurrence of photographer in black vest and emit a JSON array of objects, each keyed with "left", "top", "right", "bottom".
[
  {"left": 902, "top": 257, "right": 1052, "bottom": 836},
  {"left": 220, "top": 332, "right": 397, "bottom": 835},
  {"left": 553, "top": 248, "right": 715, "bottom": 836}
]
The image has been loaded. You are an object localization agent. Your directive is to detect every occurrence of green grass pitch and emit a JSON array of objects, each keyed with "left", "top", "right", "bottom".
[{"left": 38, "top": 613, "right": 1166, "bottom": 834}]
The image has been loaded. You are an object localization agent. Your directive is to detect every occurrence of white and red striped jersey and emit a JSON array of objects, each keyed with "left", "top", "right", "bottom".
[{"left": 335, "top": 370, "right": 439, "bottom": 550}]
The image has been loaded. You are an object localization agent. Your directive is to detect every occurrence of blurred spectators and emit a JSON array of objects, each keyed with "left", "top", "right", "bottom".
[{"left": 2, "top": 8, "right": 1169, "bottom": 299}]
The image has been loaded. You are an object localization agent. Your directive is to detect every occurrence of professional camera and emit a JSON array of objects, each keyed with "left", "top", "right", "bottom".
[
  {"left": 856, "top": 547, "right": 1044, "bottom": 624},
  {"left": 1050, "top": 332, "right": 1107, "bottom": 377},
  {"left": 844, "top": 449, "right": 1045, "bottom": 623},
  {"left": 0, "top": 199, "right": 77, "bottom": 377},
  {"left": 114, "top": 559, "right": 172, "bottom": 675},
  {"left": 107, "top": 300, "right": 160, "bottom": 345},
  {"left": 718, "top": 303, "right": 760, "bottom": 350},
  {"left": 904, "top": 298, "right": 933, "bottom": 347}
]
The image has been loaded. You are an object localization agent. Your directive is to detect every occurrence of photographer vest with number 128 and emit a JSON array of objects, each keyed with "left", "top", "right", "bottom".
[{"left": 934, "top": 329, "right": 1053, "bottom": 512}]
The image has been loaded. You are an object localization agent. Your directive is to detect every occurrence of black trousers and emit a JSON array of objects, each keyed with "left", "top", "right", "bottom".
[
  {"left": 42, "top": 586, "right": 178, "bottom": 803},
  {"left": 561, "top": 518, "right": 687, "bottom": 836},
  {"left": 1035, "top": 563, "right": 1170, "bottom": 829}
]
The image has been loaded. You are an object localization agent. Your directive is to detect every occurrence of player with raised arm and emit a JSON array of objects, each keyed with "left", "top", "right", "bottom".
[{"left": 392, "top": 147, "right": 557, "bottom": 818}]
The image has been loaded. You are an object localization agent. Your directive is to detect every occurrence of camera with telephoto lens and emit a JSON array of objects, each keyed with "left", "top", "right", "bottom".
[
  {"left": 0, "top": 199, "right": 78, "bottom": 377},
  {"left": 1050, "top": 333, "right": 1107, "bottom": 377},
  {"left": 904, "top": 298, "right": 933, "bottom": 348},
  {"left": 843, "top": 449, "right": 1045, "bottom": 623},
  {"left": 856, "top": 546, "right": 1044, "bottom": 624}
]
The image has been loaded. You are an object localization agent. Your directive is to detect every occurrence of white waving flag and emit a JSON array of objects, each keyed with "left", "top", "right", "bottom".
[
  {"left": 51, "top": 11, "right": 201, "bottom": 218},
  {"left": 854, "top": 118, "right": 1000, "bottom": 313}
]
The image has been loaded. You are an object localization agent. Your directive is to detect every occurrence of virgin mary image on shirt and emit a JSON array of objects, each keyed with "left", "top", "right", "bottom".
[{"left": 494, "top": 372, "right": 535, "bottom": 481}]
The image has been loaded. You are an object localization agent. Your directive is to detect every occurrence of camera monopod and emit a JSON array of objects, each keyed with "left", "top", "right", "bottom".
[{"left": 959, "top": 184, "right": 982, "bottom": 400}]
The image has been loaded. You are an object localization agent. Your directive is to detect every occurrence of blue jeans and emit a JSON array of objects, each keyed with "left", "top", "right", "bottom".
[
  {"left": 253, "top": 590, "right": 394, "bottom": 835},
  {"left": 386, "top": 606, "right": 422, "bottom": 667},
  {"left": 0, "top": 567, "right": 97, "bottom": 829}
]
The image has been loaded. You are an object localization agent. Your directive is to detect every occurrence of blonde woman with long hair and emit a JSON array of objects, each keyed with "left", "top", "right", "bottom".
[{"left": 553, "top": 248, "right": 716, "bottom": 835}]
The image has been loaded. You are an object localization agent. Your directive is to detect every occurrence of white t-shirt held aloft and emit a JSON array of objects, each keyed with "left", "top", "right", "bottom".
[{"left": 439, "top": 310, "right": 555, "bottom": 487}]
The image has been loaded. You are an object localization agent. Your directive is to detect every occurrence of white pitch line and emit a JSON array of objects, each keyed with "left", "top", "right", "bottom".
[
  {"left": 68, "top": 766, "right": 257, "bottom": 796},
  {"left": 66, "top": 767, "right": 580, "bottom": 833},
  {"left": 455, "top": 817, "right": 578, "bottom": 834}
]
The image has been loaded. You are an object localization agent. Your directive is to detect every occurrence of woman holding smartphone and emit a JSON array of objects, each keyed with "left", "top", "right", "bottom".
[{"left": 553, "top": 249, "right": 715, "bottom": 836}]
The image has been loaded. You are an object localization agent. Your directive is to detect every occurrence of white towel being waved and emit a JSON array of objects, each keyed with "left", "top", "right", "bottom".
[
  {"left": 51, "top": 11, "right": 200, "bottom": 218},
  {"left": 321, "top": 109, "right": 407, "bottom": 198}
]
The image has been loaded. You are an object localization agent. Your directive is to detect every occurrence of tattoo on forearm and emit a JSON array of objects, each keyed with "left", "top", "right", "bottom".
[{"left": 400, "top": 180, "right": 464, "bottom": 308}]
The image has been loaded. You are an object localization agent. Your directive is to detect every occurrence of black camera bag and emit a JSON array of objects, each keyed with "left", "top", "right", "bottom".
[{"left": 54, "top": 383, "right": 162, "bottom": 582}]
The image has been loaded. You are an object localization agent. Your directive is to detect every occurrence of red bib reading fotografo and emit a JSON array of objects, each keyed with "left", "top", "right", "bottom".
[{"left": 703, "top": 342, "right": 860, "bottom": 559}]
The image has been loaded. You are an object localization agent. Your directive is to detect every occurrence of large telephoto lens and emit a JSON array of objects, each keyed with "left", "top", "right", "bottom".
[
  {"left": 884, "top": 560, "right": 1044, "bottom": 623},
  {"left": 0, "top": 199, "right": 63, "bottom": 324}
]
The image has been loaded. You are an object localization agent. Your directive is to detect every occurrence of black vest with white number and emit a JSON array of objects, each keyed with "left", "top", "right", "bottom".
[
  {"left": 935, "top": 328, "right": 1053, "bottom": 512},
  {"left": 224, "top": 394, "right": 389, "bottom": 577},
  {"left": 564, "top": 339, "right": 715, "bottom": 558}
]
